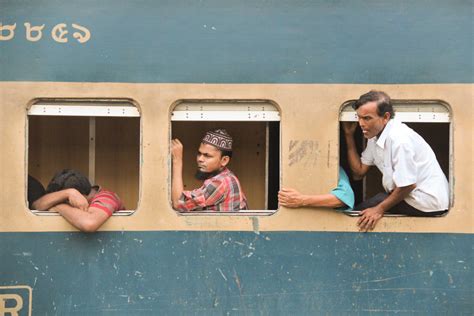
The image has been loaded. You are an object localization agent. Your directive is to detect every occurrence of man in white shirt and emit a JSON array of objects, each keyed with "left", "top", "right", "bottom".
[{"left": 343, "top": 90, "right": 449, "bottom": 231}]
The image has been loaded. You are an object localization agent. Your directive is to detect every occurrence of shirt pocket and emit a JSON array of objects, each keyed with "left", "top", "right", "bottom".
[{"left": 373, "top": 146, "right": 385, "bottom": 169}]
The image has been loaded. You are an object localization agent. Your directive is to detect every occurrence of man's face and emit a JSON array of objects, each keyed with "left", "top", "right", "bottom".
[
  {"left": 356, "top": 101, "right": 390, "bottom": 139},
  {"left": 196, "top": 143, "right": 229, "bottom": 174}
]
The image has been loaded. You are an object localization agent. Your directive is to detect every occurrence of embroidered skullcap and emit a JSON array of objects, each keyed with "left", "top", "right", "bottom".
[{"left": 202, "top": 129, "right": 233, "bottom": 151}]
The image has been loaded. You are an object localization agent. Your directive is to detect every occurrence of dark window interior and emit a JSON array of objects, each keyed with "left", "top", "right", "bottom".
[{"left": 172, "top": 121, "right": 280, "bottom": 211}]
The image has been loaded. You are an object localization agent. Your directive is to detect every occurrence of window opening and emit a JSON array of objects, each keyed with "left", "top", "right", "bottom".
[
  {"left": 171, "top": 100, "right": 280, "bottom": 215},
  {"left": 339, "top": 100, "right": 452, "bottom": 216},
  {"left": 27, "top": 99, "right": 140, "bottom": 215}
]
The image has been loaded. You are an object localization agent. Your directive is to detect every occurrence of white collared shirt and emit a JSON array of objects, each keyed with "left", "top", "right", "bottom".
[{"left": 361, "top": 119, "right": 449, "bottom": 211}]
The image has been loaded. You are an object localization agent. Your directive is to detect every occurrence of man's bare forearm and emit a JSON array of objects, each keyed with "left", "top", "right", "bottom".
[
  {"left": 279, "top": 188, "right": 345, "bottom": 208},
  {"left": 344, "top": 133, "right": 366, "bottom": 180},
  {"left": 171, "top": 160, "right": 184, "bottom": 208},
  {"left": 32, "top": 189, "right": 74, "bottom": 211},
  {"left": 51, "top": 203, "right": 88, "bottom": 230},
  {"left": 303, "top": 194, "right": 345, "bottom": 208},
  {"left": 377, "top": 184, "right": 416, "bottom": 213},
  {"left": 51, "top": 203, "right": 109, "bottom": 233},
  {"left": 356, "top": 184, "right": 416, "bottom": 232}
]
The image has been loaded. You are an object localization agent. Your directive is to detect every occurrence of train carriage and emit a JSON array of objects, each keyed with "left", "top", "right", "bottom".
[{"left": 0, "top": 0, "right": 472, "bottom": 314}]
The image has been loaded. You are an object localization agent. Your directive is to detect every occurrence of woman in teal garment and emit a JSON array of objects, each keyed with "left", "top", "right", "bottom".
[{"left": 278, "top": 166, "right": 354, "bottom": 210}]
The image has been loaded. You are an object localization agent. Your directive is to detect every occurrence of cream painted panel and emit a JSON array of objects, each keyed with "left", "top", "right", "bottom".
[{"left": 0, "top": 83, "right": 471, "bottom": 233}]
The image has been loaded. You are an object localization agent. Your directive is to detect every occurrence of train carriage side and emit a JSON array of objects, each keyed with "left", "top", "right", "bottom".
[{"left": 0, "top": 0, "right": 472, "bottom": 315}]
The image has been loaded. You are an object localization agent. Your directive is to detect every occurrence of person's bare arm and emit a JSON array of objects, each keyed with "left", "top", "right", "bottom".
[
  {"left": 342, "top": 122, "right": 370, "bottom": 180},
  {"left": 50, "top": 204, "right": 110, "bottom": 233},
  {"left": 357, "top": 184, "right": 416, "bottom": 232},
  {"left": 171, "top": 139, "right": 184, "bottom": 209},
  {"left": 32, "top": 188, "right": 88, "bottom": 211},
  {"left": 279, "top": 188, "right": 345, "bottom": 208}
]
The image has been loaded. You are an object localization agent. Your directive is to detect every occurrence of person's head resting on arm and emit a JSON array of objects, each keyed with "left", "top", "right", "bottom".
[
  {"left": 32, "top": 169, "right": 123, "bottom": 233},
  {"left": 32, "top": 169, "right": 91, "bottom": 212},
  {"left": 171, "top": 129, "right": 248, "bottom": 212},
  {"left": 46, "top": 169, "right": 91, "bottom": 196}
]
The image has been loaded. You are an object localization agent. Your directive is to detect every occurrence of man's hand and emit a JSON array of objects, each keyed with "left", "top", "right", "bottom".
[
  {"left": 171, "top": 139, "right": 184, "bottom": 161},
  {"left": 67, "top": 188, "right": 88, "bottom": 212},
  {"left": 357, "top": 206, "right": 384, "bottom": 232},
  {"left": 342, "top": 122, "right": 358, "bottom": 136},
  {"left": 278, "top": 188, "right": 306, "bottom": 208}
]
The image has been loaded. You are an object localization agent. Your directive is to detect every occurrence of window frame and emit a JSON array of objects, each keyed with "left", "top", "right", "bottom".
[
  {"left": 26, "top": 98, "right": 141, "bottom": 216},
  {"left": 170, "top": 99, "right": 281, "bottom": 216}
]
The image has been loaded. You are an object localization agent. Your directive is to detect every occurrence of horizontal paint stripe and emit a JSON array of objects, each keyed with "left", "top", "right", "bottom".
[{"left": 0, "top": 0, "right": 472, "bottom": 83}]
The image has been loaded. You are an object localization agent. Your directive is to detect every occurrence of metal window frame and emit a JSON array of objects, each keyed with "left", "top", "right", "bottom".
[
  {"left": 171, "top": 101, "right": 280, "bottom": 122},
  {"left": 339, "top": 101, "right": 450, "bottom": 123},
  {"left": 30, "top": 210, "right": 135, "bottom": 216},
  {"left": 177, "top": 210, "right": 275, "bottom": 216},
  {"left": 27, "top": 102, "right": 140, "bottom": 117}
]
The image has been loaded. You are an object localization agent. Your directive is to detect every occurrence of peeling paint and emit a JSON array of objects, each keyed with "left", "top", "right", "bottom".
[{"left": 251, "top": 217, "right": 260, "bottom": 235}]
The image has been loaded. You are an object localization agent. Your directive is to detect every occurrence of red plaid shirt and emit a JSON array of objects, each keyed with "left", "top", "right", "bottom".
[
  {"left": 90, "top": 187, "right": 125, "bottom": 216},
  {"left": 176, "top": 168, "right": 248, "bottom": 212}
]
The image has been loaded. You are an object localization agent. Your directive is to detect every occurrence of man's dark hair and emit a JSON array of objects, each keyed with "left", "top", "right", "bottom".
[
  {"left": 28, "top": 175, "right": 45, "bottom": 209},
  {"left": 353, "top": 90, "right": 395, "bottom": 119},
  {"left": 46, "top": 169, "right": 91, "bottom": 195},
  {"left": 220, "top": 150, "right": 233, "bottom": 158}
]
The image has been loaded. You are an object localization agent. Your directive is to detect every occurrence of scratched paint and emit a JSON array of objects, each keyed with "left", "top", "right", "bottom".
[
  {"left": 0, "top": 232, "right": 472, "bottom": 314},
  {"left": 0, "top": 0, "right": 471, "bottom": 83},
  {"left": 0, "top": 1, "right": 472, "bottom": 315},
  {"left": 288, "top": 140, "right": 319, "bottom": 167}
]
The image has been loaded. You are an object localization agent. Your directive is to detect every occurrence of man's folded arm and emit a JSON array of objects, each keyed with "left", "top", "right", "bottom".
[
  {"left": 32, "top": 188, "right": 88, "bottom": 211},
  {"left": 32, "top": 189, "right": 74, "bottom": 211},
  {"left": 50, "top": 204, "right": 110, "bottom": 233}
]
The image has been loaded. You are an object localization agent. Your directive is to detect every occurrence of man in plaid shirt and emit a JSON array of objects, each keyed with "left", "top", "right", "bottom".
[{"left": 171, "top": 129, "right": 248, "bottom": 212}]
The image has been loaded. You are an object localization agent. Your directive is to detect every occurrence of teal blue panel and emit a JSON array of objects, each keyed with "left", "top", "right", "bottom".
[
  {"left": 0, "top": 232, "right": 472, "bottom": 314},
  {"left": 0, "top": 0, "right": 472, "bottom": 83}
]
